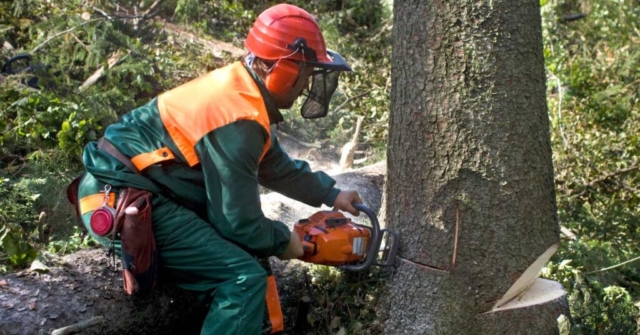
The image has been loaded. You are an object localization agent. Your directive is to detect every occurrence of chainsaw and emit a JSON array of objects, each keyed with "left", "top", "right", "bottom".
[{"left": 294, "top": 203, "right": 399, "bottom": 272}]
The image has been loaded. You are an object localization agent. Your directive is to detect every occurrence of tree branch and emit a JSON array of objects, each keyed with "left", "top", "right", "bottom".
[
  {"left": 91, "top": 7, "right": 113, "bottom": 20},
  {"left": 586, "top": 163, "right": 640, "bottom": 187},
  {"left": 546, "top": 69, "right": 568, "bottom": 149},
  {"left": 31, "top": 19, "right": 102, "bottom": 53},
  {"left": 78, "top": 50, "right": 125, "bottom": 92},
  {"left": 585, "top": 255, "right": 640, "bottom": 275},
  {"left": 564, "top": 163, "right": 640, "bottom": 197},
  {"left": 141, "top": 0, "right": 164, "bottom": 20},
  {"left": 51, "top": 316, "right": 104, "bottom": 335},
  {"left": 331, "top": 90, "right": 372, "bottom": 115}
]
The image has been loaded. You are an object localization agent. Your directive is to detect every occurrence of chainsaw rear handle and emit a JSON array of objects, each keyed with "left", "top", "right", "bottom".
[{"left": 341, "top": 203, "right": 383, "bottom": 272}]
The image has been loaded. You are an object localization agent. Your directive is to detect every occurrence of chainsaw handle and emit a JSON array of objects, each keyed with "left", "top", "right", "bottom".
[{"left": 341, "top": 203, "right": 382, "bottom": 272}]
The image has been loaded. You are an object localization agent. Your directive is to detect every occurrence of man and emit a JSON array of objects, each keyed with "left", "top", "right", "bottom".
[{"left": 74, "top": 3, "right": 362, "bottom": 334}]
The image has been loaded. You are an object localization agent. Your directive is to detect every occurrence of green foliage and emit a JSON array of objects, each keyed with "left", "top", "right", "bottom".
[
  {"left": 0, "top": 178, "right": 40, "bottom": 269},
  {"left": 1, "top": 0, "right": 224, "bottom": 161},
  {"left": 0, "top": 150, "right": 95, "bottom": 273},
  {"left": 303, "top": 265, "right": 388, "bottom": 335},
  {"left": 543, "top": 1, "right": 640, "bottom": 332},
  {"left": 544, "top": 255, "right": 638, "bottom": 335},
  {"left": 172, "top": 0, "right": 256, "bottom": 41},
  {"left": 48, "top": 226, "right": 97, "bottom": 255}
]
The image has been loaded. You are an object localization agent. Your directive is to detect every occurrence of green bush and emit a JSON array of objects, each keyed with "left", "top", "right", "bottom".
[
  {"left": 0, "top": 178, "right": 40, "bottom": 269},
  {"left": 542, "top": 0, "right": 639, "bottom": 332},
  {"left": 304, "top": 264, "right": 388, "bottom": 335}
]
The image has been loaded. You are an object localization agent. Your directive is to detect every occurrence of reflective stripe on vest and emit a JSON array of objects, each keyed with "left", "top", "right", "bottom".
[
  {"left": 79, "top": 192, "right": 116, "bottom": 215},
  {"left": 131, "top": 147, "right": 175, "bottom": 171},
  {"left": 157, "top": 62, "right": 272, "bottom": 167}
]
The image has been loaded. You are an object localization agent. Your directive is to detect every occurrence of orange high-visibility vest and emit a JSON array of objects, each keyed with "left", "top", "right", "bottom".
[{"left": 157, "top": 62, "right": 272, "bottom": 167}]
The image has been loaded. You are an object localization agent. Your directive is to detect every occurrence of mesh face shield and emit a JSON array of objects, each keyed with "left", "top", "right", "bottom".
[{"left": 300, "top": 70, "right": 341, "bottom": 119}]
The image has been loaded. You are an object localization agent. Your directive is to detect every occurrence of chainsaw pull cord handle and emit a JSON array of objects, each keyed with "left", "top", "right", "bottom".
[{"left": 341, "top": 203, "right": 382, "bottom": 272}]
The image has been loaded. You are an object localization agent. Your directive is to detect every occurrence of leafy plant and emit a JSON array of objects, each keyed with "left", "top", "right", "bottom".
[
  {"left": 48, "top": 226, "right": 97, "bottom": 255},
  {"left": 541, "top": 0, "right": 639, "bottom": 332},
  {"left": 0, "top": 178, "right": 40, "bottom": 269},
  {"left": 303, "top": 264, "right": 388, "bottom": 335}
]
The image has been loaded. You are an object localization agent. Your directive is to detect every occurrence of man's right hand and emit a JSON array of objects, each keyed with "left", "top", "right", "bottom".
[{"left": 277, "top": 231, "right": 304, "bottom": 260}]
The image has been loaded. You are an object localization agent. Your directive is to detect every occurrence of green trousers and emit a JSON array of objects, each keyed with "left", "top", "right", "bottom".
[{"left": 79, "top": 173, "right": 267, "bottom": 335}]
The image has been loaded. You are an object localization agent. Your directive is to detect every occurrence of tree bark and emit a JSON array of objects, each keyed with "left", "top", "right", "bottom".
[{"left": 381, "top": 0, "right": 569, "bottom": 333}]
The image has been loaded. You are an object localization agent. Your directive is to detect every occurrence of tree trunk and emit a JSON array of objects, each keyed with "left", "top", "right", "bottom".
[{"left": 381, "top": 0, "right": 569, "bottom": 334}]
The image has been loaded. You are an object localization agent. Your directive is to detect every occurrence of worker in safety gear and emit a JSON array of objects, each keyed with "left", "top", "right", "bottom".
[{"left": 74, "top": 3, "right": 362, "bottom": 334}]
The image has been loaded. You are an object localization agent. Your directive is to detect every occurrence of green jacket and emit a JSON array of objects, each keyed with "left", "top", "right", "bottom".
[{"left": 82, "top": 62, "right": 339, "bottom": 258}]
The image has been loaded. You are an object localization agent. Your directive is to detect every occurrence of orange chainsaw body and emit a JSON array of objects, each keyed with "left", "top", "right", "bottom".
[{"left": 294, "top": 210, "right": 371, "bottom": 266}]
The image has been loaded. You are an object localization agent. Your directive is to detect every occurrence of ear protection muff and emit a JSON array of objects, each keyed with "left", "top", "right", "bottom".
[
  {"left": 265, "top": 58, "right": 300, "bottom": 95},
  {"left": 265, "top": 37, "right": 316, "bottom": 95}
]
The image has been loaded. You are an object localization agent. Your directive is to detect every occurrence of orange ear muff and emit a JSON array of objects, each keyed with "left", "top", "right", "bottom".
[{"left": 265, "top": 59, "right": 300, "bottom": 95}]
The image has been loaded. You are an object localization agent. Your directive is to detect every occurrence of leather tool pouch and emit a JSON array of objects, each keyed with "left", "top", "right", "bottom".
[
  {"left": 67, "top": 139, "right": 159, "bottom": 295},
  {"left": 114, "top": 187, "right": 158, "bottom": 295},
  {"left": 66, "top": 173, "right": 84, "bottom": 220}
]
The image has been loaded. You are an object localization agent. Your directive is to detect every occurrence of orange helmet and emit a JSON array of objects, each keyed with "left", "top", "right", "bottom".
[{"left": 245, "top": 4, "right": 350, "bottom": 71}]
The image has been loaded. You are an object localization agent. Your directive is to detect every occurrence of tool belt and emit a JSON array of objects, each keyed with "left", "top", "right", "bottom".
[{"left": 67, "top": 138, "right": 159, "bottom": 295}]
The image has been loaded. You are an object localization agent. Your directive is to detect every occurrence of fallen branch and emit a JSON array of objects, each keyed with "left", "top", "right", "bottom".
[
  {"left": 331, "top": 90, "right": 371, "bottom": 115},
  {"left": 353, "top": 156, "right": 369, "bottom": 165},
  {"left": 51, "top": 316, "right": 105, "bottom": 335},
  {"left": 31, "top": 19, "right": 102, "bottom": 53},
  {"left": 564, "top": 163, "right": 640, "bottom": 197},
  {"left": 160, "top": 21, "right": 245, "bottom": 58},
  {"left": 546, "top": 69, "right": 568, "bottom": 149},
  {"left": 586, "top": 163, "right": 640, "bottom": 187},
  {"left": 3, "top": 41, "right": 15, "bottom": 51},
  {"left": 93, "top": 0, "right": 163, "bottom": 21},
  {"left": 559, "top": 226, "right": 576, "bottom": 240},
  {"left": 140, "top": 0, "right": 163, "bottom": 20},
  {"left": 91, "top": 7, "right": 113, "bottom": 20},
  {"left": 339, "top": 115, "right": 364, "bottom": 171},
  {"left": 585, "top": 255, "right": 640, "bottom": 275},
  {"left": 133, "top": 0, "right": 164, "bottom": 30},
  {"left": 78, "top": 50, "right": 125, "bottom": 92}
]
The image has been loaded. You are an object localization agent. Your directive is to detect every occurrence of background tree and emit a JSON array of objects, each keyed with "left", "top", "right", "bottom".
[{"left": 380, "top": 0, "right": 569, "bottom": 333}]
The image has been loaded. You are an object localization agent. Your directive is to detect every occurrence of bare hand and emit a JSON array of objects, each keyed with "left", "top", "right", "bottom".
[
  {"left": 332, "top": 190, "right": 363, "bottom": 216},
  {"left": 277, "top": 231, "right": 304, "bottom": 260}
]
